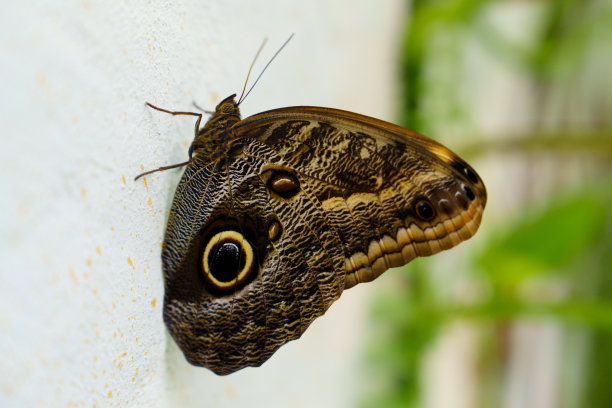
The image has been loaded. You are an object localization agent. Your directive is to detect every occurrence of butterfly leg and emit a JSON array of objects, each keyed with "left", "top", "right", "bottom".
[
  {"left": 145, "top": 102, "right": 203, "bottom": 141},
  {"left": 134, "top": 103, "right": 204, "bottom": 181}
]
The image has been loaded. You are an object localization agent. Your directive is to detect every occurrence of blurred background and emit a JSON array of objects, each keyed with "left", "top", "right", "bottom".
[
  {"left": 1, "top": 0, "right": 611, "bottom": 407},
  {"left": 360, "top": 1, "right": 612, "bottom": 408}
]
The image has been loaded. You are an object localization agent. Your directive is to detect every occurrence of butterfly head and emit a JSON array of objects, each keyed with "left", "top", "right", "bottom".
[{"left": 209, "top": 94, "right": 241, "bottom": 123}]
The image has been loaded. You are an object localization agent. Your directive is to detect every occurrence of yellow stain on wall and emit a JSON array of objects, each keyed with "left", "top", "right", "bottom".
[{"left": 69, "top": 268, "right": 78, "bottom": 284}]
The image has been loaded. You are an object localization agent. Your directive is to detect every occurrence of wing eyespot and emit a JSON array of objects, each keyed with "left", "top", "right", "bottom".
[
  {"left": 201, "top": 230, "right": 255, "bottom": 292},
  {"left": 415, "top": 200, "right": 436, "bottom": 221},
  {"left": 265, "top": 170, "right": 300, "bottom": 199},
  {"left": 268, "top": 219, "right": 282, "bottom": 241}
]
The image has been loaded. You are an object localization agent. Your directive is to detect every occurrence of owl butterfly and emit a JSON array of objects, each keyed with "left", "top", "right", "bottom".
[{"left": 137, "top": 38, "right": 486, "bottom": 375}]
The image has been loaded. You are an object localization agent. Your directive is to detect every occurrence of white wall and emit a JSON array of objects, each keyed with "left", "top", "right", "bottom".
[{"left": 0, "top": 1, "right": 404, "bottom": 407}]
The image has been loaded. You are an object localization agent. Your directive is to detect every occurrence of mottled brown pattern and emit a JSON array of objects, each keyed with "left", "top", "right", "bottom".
[{"left": 155, "top": 96, "right": 487, "bottom": 375}]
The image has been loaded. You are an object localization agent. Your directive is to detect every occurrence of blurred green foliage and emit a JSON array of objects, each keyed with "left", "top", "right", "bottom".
[
  {"left": 361, "top": 0, "right": 612, "bottom": 407},
  {"left": 479, "top": 190, "right": 606, "bottom": 285}
]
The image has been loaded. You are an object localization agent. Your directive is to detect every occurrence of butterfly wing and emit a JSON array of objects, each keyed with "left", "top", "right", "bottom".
[
  {"left": 162, "top": 141, "right": 345, "bottom": 375},
  {"left": 235, "top": 106, "right": 487, "bottom": 287},
  {"left": 162, "top": 106, "right": 486, "bottom": 375}
]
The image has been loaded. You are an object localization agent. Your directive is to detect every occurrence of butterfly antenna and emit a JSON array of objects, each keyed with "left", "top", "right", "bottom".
[
  {"left": 238, "top": 38, "right": 268, "bottom": 104},
  {"left": 238, "top": 33, "right": 294, "bottom": 105},
  {"left": 192, "top": 100, "right": 215, "bottom": 114}
]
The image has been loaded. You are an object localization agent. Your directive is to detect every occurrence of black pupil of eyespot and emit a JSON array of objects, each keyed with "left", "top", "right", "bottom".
[
  {"left": 209, "top": 241, "right": 244, "bottom": 282},
  {"left": 464, "top": 185, "right": 476, "bottom": 201},
  {"left": 417, "top": 202, "right": 434, "bottom": 220}
]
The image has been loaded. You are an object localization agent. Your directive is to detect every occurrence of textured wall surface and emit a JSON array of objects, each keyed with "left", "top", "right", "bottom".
[{"left": 0, "top": 1, "right": 404, "bottom": 406}]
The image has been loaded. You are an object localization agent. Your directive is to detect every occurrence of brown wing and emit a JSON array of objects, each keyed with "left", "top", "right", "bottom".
[
  {"left": 161, "top": 103, "right": 487, "bottom": 376},
  {"left": 235, "top": 106, "right": 487, "bottom": 288},
  {"left": 162, "top": 148, "right": 346, "bottom": 375}
]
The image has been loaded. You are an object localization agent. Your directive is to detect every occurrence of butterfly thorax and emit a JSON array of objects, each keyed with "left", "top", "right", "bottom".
[{"left": 190, "top": 94, "right": 242, "bottom": 162}]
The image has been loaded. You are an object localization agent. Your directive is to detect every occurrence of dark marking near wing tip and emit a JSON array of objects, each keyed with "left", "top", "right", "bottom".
[{"left": 451, "top": 160, "right": 479, "bottom": 185}]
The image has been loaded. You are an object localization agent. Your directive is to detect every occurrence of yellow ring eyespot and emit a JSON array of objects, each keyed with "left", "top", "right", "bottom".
[{"left": 201, "top": 230, "right": 255, "bottom": 291}]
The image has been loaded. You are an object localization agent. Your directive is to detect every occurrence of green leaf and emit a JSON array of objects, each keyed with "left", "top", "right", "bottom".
[{"left": 479, "top": 187, "right": 608, "bottom": 284}]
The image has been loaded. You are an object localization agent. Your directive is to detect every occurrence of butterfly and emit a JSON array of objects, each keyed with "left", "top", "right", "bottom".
[{"left": 137, "top": 38, "right": 486, "bottom": 375}]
